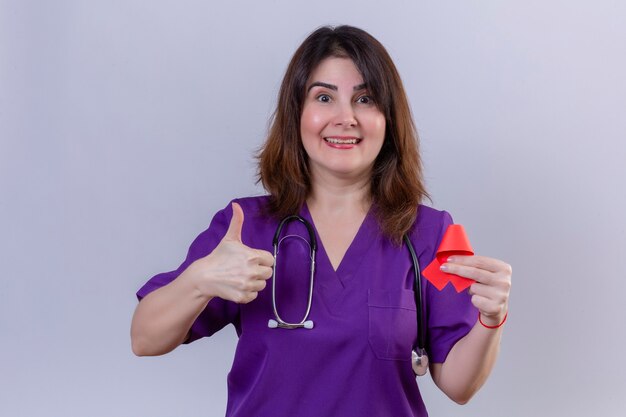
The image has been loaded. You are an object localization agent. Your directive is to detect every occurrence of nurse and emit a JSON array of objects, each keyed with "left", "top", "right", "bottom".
[{"left": 131, "top": 25, "right": 512, "bottom": 416}]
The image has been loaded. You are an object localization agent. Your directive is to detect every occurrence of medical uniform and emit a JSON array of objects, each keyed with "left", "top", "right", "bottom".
[{"left": 137, "top": 196, "right": 477, "bottom": 417}]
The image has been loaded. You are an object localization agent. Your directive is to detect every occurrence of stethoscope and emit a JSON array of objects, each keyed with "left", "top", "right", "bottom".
[{"left": 267, "top": 215, "right": 429, "bottom": 376}]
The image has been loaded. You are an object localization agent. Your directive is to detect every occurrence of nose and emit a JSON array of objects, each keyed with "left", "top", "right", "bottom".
[{"left": 333, "top": 102, "right": 357, "bottom": 127}]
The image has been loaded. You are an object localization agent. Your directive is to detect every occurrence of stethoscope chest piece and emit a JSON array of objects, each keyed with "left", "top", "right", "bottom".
[{"left": 412, "top": 348, "right": 429, "bottom": 376}]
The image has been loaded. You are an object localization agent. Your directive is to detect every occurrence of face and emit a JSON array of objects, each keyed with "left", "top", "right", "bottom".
[{"left": 300, "top": 57, "right": 386, "bottom": 181}]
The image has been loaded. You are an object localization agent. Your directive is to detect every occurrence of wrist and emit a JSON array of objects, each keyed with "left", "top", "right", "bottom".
[
  {"left": 478, "top": 311, "right": 508, "bottom": 329},
  {"left": 181, "top": 260, "right": 216, "bottom": 302}
]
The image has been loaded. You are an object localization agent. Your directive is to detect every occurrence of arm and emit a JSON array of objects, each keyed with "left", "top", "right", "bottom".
[
  {"left": 131, "top": 265, "right": 213, "bottom": 356},
  {"left": 430, "top": 255, "right": 512, "bottom": 404},
  {"left": 131, "top": 203, "right": 274, "bottom": 356}
]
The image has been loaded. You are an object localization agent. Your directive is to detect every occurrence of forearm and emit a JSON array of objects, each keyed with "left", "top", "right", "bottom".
[
  {"left": 430, "top": 316, "right": 504, "bottom": 404},
  {"left": 131, "top": 264, "right": 212, "bottom": 356}
]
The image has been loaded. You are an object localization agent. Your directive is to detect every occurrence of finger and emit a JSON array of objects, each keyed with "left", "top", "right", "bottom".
[
  {"left": 224, "top": 202, "right": 244, "bottom": 242},
  {"left": 470, "top": 294, "right": 505, "bottom": 316},
  {"left": 236, "top": 291, "right": 259, "bottom": 304},
  {"left": 469, "top": 274, "right": 511, "bottom": 293},
  {"left": 254, "top": 265, "right": 274, "bottom": 280},
  {"left": 469, "top": 282, "right": 507, "bottom": 304},
  {"left": 447, "top": 255, "right": 510, "bottom": 274},
  {"left": 235, "top": 278, "right": 267, "bottom": 294},
  {"left": 441, "top": 262, "right": 495, "bottom": 285},
  {"left": 254, "top": 249, "right": 275, "bottom": 268},
  {"left": 469, "top": 282, "right": 492, "bottom": 296},
  {"left": 249, "top": 278, "right": 268, "bottom": 292}
]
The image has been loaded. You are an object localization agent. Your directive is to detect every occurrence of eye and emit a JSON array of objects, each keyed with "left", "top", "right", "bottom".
[
  {"left": 356, "top": 95, "right": 374, "bottom": 105},
  {"left": 316, "top": 94, "right": 332, "bottom": 103}
]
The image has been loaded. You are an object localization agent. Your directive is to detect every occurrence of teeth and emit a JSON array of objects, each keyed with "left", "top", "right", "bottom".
[{"left": 325, "top": 137, "right": 358, "bottom": 144}]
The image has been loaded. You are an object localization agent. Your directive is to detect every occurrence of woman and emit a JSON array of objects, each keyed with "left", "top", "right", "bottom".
[{"left": 131, "top": 25, "right": 511, "bottom": 416}]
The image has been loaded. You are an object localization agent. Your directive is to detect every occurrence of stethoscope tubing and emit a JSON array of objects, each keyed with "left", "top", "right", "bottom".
[
  {"left": 404, "top": 234, "right": 425, "bottom": 355},
  {"left": 270, "top": 215, "right": 317, "bottom": 329}
]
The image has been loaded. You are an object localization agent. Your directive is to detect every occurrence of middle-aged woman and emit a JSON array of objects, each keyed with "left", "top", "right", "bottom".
[{"left": 131, "top": 25, "right": 512, "bottom": 417}]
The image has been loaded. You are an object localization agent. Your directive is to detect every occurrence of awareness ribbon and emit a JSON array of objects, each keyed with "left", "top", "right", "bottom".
[{"left": 422, "top": 224, "right": 475, "bottom": 292}]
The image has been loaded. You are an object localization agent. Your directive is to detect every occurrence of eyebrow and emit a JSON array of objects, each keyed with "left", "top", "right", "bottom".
[{"left": 307, "top": 82, "right": 368, "bottom": 92}]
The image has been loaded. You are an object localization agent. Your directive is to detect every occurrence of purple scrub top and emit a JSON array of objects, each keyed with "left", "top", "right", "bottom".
[{"left": 137, "top": 196, "right": 477, "bottom": 417}]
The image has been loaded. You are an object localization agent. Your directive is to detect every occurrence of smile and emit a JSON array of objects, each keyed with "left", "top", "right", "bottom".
[{"left": 324, "top": 137, "right": 362, "bottom": 145}]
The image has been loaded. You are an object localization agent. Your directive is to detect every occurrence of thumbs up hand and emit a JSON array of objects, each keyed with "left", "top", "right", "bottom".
[{"left": 189, "top": 202, "right": 274, "bottom": 304}]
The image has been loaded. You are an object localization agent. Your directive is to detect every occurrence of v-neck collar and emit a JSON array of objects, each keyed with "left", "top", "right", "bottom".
[{"left": 301, "top": 202, "right": 379, "bottom": 287}]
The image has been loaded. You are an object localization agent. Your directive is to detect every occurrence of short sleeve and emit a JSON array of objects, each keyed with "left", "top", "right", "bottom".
[
  {"left": 424, "top": 211, "right": 478, "bottom": 363},
  {"left": 135, "top": 202, "right": 240, "bottom": 343}
]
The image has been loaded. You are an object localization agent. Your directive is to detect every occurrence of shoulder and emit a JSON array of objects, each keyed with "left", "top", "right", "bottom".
[
  {"left": 228, "top": 195, "right": 269, "bottom": 214},
  {"left": 228, "top": 195, "right": 277, "bottom": 241},
  {"left": 202, "top": 195, "right": 273, "bottom": 233},
  {"left": 414, "top": 204, "right": 454, "bottom": 232},
  {"left": 229, "top": 195, "right": 272, "bottom": 219},
  {"left": 406, "top": 204, "right": 454, "bottom": 253}
]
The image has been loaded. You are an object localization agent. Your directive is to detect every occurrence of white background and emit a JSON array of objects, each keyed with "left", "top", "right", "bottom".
[{"left": 1, "top": 1, "right": 625, "bottom": 416}]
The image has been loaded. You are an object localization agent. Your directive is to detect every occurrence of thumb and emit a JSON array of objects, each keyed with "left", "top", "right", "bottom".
[{"left": 224, "top": 202, "right": 244, "bottom": 242}]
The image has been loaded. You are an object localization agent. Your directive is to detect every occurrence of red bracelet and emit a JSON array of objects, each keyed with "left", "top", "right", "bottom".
[{"left": 478, "top": 311, "right": 508, "bottom": 329}]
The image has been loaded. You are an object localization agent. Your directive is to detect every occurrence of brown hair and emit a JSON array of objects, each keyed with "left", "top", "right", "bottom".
[{"left": 257, "top": 25, "right": 430, "bottom": 244}]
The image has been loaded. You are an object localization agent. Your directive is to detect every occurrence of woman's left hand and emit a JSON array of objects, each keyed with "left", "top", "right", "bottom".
[{"left": 442, "top": 255, "right": 512, "bottom": 327}]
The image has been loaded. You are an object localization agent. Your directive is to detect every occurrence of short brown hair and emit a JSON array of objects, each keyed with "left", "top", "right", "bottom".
[{"left": 257, "top": 25, "right": 430, "bottom": 244}]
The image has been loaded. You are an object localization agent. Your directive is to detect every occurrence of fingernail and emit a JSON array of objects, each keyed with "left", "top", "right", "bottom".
[
  {"left": 447, "top": 257, "right": 455, "bottom": 263},
  {"left": 440, "top": 264, "right": 449, "bottom": 271}
]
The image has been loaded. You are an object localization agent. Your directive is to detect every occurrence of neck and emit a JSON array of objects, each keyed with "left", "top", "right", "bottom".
[{"left": 307, "top": 169, "right": 372, "bottom": 215}]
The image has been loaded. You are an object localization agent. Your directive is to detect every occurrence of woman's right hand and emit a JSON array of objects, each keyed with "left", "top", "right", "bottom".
[
  {"left": 131, "top": 202, "right": 273, "bottom": 356},
  {"left": 187, "top": 202, "right": 274, "bottom": 304}
]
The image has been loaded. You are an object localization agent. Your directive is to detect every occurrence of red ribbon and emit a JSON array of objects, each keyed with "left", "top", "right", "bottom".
[{"left": 423, "top": 224, "right": 475, "bottom": 292}]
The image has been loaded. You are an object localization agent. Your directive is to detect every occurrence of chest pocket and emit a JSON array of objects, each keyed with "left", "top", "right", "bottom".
[{"left": 367, "top": 288, "right": 417, "bottom": 361}]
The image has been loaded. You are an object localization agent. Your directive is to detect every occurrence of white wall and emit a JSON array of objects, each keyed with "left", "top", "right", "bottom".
[{"left": 1, "top": 1, "right": 625, "bottom": 416}]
